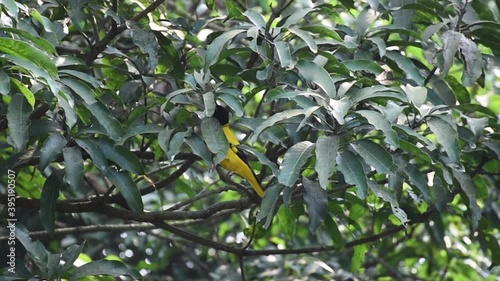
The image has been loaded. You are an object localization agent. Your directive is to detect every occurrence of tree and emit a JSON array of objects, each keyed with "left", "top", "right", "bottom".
[{"left": 0, "top": 0, "right": 499, "bottom": 280}]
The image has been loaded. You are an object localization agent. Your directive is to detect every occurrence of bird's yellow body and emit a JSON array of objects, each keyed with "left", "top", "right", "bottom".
[{"left": 214, "top": 106, "right": 265, "bottom": 197}]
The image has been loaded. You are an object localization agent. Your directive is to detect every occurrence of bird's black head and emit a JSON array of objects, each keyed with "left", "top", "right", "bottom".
[{"left": 213, "top": 105, "right": 229, "bottom": 125}]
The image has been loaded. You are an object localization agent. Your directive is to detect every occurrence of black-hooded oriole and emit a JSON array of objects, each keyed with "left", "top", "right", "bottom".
[{"left": 213, "top": 106, "right": 265, "bottom": 197}]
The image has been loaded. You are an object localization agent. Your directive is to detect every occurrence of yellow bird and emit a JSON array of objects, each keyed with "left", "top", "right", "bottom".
[{"left": 213, "top": 106, "right": 265, "bottom": 197}]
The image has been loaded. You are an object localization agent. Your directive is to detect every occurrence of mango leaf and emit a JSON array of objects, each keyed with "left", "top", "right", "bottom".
[
  {"left": 351, "top": 139, "right": 393, "bottom": 174},
  {"left": 257, "top": 184, "right": 283, "bottom": 229},
  {"left": 62, "top": 147, "right": 84, "bottom": 192},
  {"left": 75, "top": 138, "right": 108, "bottom": 172},
  {"left": 404, "top": 163, "right": 431, "bottom": 203},
  {"left": 39, "top": 133, "right": 67, "bottom": 171},
  {"left": 356, "top": 110, "right": 399, "bottom": 148},
  {"left": 275, "top": 41, "right": 294, "bottom": 68},
  {"left": 99, "top": 140, "right": 145, "bottom": 175},
  {"left": 106, "top": 170, "right": 143, "bottom": 212},
  {"left": 10, "top": 77, "right": 35, "bottom": 108},
  {"left": 349, "top": 85, "right": 406, "bottom": 104},
  {"left": 243, "top": 10, "right": 266, "bottom": 28},
  {"left": 325, "top": 215, "right": 344, "bottom": 247},
  {"left": 201, "top": 117, "right": 228, "bottom": 154},
  {"left": 295, "top": 60, "right": 336, "bottom": 98},
  {"left": 303, "top": 178, "right": 328, "bottom": 232},
  {"left": 40, "top": 172, "right": 61, "bottom": 233},
  {"left": 453, "top": 171, "right": 481, "bottom": 231},
  {"left": 70, "top": 260, "right": 143, "bottom": 281},
  {"left": 87, "top": 101, "right": 124, "bottom": 140},
  {"left": 278, "top": 141, "right": 315, "bottom": 186},
  {"left": 337, "top": 150, "right": 368, "bottom": 199},
  {"left": 352, "top": 244, "right": 369, "bottom": 273},
  {"left": 7, "top": 93, "right": 32, "bottom": 152},
  {"left": 251, "top": 109, "right": 305, "bottom": 142},
  {"left": 385, "top": 51, "right": 425, "bottom": 86},
  {"left": 315, "top": 135, "right": 339, "bottom": 189},
  {"left": 0, "top": 37, "right": 57, "bottom": 78},
  {"left": 205, "top": 29, "right": 245, "bottom": 68},
  {"left": 427, "top": 116, "right": 461, "bottom": 164},
  {"left": 168, "top": 129, "right": 192, "bottom": 160},
  {"left": 277, "top": 204, "right": 297, "bottom": 240},
  {"left": 329, "top": 97, "right": 352, "bottom": 125},
  {"left": 404, "top": 84, "right": 427, "bottom": 107},
  {"left": 288, "top": 26, "right": 318, "bottom": 53},
  {"left": 343, "top": 60, "right": 383, "bottom": 75},
  {"left": 185, "top": 134, "right": 212, "bottom": 165}
]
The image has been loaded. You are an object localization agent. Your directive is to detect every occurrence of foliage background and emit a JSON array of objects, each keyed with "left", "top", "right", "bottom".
[{"left": 0, "top": 0, "right": 499, "bottom": 280}]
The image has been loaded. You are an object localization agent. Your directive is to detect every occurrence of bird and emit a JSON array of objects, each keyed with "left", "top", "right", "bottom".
[{"left": 213, "top": 105, "right": 265, "bottom": 197}]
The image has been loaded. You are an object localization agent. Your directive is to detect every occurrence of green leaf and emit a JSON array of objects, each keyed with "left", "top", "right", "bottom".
[
  {"left": 243, "top": 10, "right": 266, "bottom": 28},
  {"left": 278, "top": 141, "right": 315, "bottom": 186},
  {"left": 288, "top": 26, "right": 318, "bottom": 53},
  {"left": 453, "top": 171, "right": 481, "bottom": 231},
  {"left": 106, "top": 170, "right": 143, "bottom": 212},
  {"left": 252, "top": 109, "right": 306, "bottom": 142},
  {"left": 282, "top": 8, "right": 314, "bottom": 27},
  {"left": 69, "top": 260, "right": 143, "bottom": 281},
  {"left": 367, "top": 181, "right": 409, "bottom": 227},
  {"left": 58, "top": 244, "right": 85, "bottom": 278},
  {"left": 404, "top": 163, "right": 431, "bottom": 202},
  {"left": 167, "top": 129, "right": 192, "bottom": 159},
  {"left": 40, "top": 172, "right": 61, "bottom": 234},
  {"left": 277, "top": 204, "right": 297, "bottom": 240},
  {"left": 203, "top": 91, "right": 216, "bottom": 117},
  {"left": 39, "top": 133, "right": 67, "bottom": 171},
  {"left": 7, "top": 93, "right": 32, "bottom": 152},
  {"left": 343, "top": 60, "right": 383, "bottom": 75},
  {"left": 10, "top": 77, "right": 35, "bottom": 108},
  {"left": 328, "top": 97, "right": 352, "bottom": 125},
  {"left": 349, "top": 85, "right": 406, "bottom": 104},
  {"left": 87, "top": 101, "right": 124, "bottom": 140},
  {"left": 404, "top": 84, "right": 427, "bottom": 107},
  {"left": 201, "top": 117, "right": 228, "bottom": 155},
  {"left": 303, "top": 178, "right": 328, "bottom": 232},
  {"left": 325, "top": 215, "right": 344, "bottom": 247},
  {"left": 351, "top": 139, "right": 393, "bottom": 174},
  {"left": 117, "top": 124, "right": 164, "bottom": 145},
  {"left": 301, "top": 25, "right": 342, "bottom": 41},
  {"left": 0, "top": 37, "right": 57, "bottom": 78},
  {"left": 99, "top": 140, "right": 145, "bottom": 175},
  {"left": 75, "top": 138, "right": 108, "bottom": 172},
  {"left": 130, "top": 24, "right": 159, "bottom": 71},
  {"left": 205, "top": 29, "right": 245, "bottom": 68},
  {"left": 315, "top": 135, "right": 339, "bottom": 189},
  {"left": 352, "top": 244, "right": 369, "bottom": 273},
  {"left": 257, "top": 184, "right": 282, "bottom": 229},
  {"left": 0, "top": 0, "right": 18, "bottom": 17},
  {"left": 62, "top": 147, "right": 84, "bottom": 191},
  {"left": 275, "top": 41, "right": 294, "bottom": 68},
  {"left": 296, "top": 60, "right": 336, "bottom": 98},
  {"left": 56, "top": 88, "right": 77, "bottom": 129},
  {"left": 427, "top": 116, "right": 461, "bottom": 164},
  {"left": 0, "top": 70, "right": 10, "bottom": 94},
  {"left": 60, "top": 77, "right": 97, "bottom": 105},
  {"left": 0, "top": 27, "right": 56, "bottom": 54},
  {"left": 385, "top": 51, "right": 425, "bottom": 86},
  {"left": 15, "top": 224, "right": 49, "bottom": 275},
  {"left": 158, "top": 128, "right": 175, "bottom": 155},
  {"left": 445, "top": 75, "right": 470, "bottom": 104},
  {"left": 2, "top": 53, "right": 59, "bottom": 94},
  {"left": 185, "top": 134, "right": 212, "bottom": 165},
  {"left": 355, "top": 7, "right": 377, "bottom": 35},
  {"left": 356, "top": 110, "right": 399, "bottom": 147},
  {"left": 337, "top": 150, "right": 369, "bottom": 199}
]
